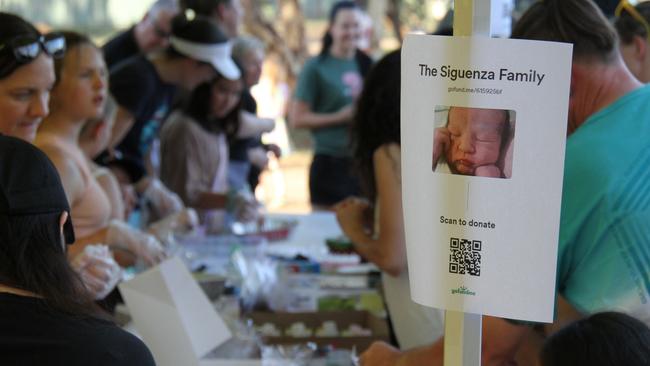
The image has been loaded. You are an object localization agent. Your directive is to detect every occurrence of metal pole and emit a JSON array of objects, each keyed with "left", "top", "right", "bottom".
[{"left": 444, "top": 1, "right": 493, "bottom": 365}]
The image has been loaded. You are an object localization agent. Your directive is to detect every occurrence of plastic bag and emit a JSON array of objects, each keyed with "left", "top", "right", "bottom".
[
  {"left": 230, "top": 250, "right": 279, "bottom": 312},
  {"left": 71, "top": 244, "right": 121, "bottom": 300}
]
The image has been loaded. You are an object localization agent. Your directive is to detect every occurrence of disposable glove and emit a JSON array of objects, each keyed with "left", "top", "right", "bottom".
[
  {"left": 71, "top": 244, "right": 121, "bottom": 300},
  {"left": 106, "top": 219, "right": 166, "bottom": 266}
]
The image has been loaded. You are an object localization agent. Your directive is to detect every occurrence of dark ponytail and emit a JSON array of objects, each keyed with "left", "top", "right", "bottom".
[
  {"left": 351, "top": 50, "right": 401, "bottom": 203},
  {"left": 0, "top": 213, "right": 100, "bottom": 318}
]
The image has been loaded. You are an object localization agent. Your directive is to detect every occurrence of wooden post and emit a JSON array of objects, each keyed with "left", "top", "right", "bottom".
[
  {"left": 444, "top": 1, "right": 493, "bottom": 365},
  {"left": 452, "top": 0, "right": 492, "bottom": 37},
  {"left": 443, "top": 311, "right": 482, "bottom": 366}
]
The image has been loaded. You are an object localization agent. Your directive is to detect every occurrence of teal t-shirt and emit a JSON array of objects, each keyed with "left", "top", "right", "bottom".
[
  {"left": 294, "top": 55, "right": 362, "bottom": 157},
  {"left": 558, "top": 85, "right": 650, "bottom": 323}
]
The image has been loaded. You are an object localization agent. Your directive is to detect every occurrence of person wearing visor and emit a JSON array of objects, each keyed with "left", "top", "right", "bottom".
[
  {"left": 107, "top": 13, "right": 240, "bottom": 222},
  {"left": 0, "top": 135, "right": 155, "bottom": 366},
  {"left": 103, "top": 0, "right": 179, "bottom": 69},
  {"left": 104, "top": 14, "right": 237, "bottom": 221},
  {"left": 0, "top": 13, "right": 122, "bottom": 301}
]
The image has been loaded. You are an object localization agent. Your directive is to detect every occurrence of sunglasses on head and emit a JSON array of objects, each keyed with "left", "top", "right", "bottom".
[
  {"left": 0, "top": 33, "right": 66, "bottom": 63},
  {"left": 616, "top": 0, "right": 650, "bottom": 41}
]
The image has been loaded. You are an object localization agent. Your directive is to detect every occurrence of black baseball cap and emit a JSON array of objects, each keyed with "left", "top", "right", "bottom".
[{"left": 0, "top": 135, "right": 75, "bottom": 244}]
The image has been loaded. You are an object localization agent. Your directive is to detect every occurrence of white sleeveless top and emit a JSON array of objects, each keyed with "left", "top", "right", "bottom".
[{"left": 376, "top": 145, "right": 445, "bottom": 350}]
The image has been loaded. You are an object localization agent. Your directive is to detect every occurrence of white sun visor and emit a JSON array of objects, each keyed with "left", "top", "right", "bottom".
[{"left": 169, "top": 36, "right": 241, "bottom": 80}]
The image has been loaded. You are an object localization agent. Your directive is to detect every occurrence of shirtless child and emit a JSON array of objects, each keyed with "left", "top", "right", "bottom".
[{"left": 432, "top": 106, "right": 511, "bottom": 178}]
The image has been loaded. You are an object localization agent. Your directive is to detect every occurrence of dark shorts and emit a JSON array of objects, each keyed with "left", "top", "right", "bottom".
[{"left": 309, "top": 154, "right": 360, "bottom": 206}]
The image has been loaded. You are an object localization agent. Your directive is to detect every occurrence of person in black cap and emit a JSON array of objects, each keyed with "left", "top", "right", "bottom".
[
  {"left": 180, "top": 0, "right": 243, "bottom": 38},
  {"left": 0, "top": 135, "right": 155, "bottom": 365},
  {"left": 0, "top": 13, "right": 122, "bottom": 301}
]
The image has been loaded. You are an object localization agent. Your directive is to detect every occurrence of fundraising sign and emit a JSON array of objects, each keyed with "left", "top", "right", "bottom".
[{"left": 401, "top": 35, "right": 572, "bottom": 322}]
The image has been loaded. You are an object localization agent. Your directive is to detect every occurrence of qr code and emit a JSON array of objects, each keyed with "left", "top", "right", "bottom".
[{"left": 449, "top": 237, "right": 482, "bottom": 276}]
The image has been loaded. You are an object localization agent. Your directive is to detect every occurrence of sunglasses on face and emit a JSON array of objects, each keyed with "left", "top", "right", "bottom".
[
  {"left": 616, "top": 0, "right": 650, "bottom": 41},
  {"left": 0, "top": 33, "right": 66, "bottom": 63}
]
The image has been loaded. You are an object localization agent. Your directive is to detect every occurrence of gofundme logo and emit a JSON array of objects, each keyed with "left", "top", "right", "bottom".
[{"left": 451, "top": 286, "right": 476, "bottom": 296}]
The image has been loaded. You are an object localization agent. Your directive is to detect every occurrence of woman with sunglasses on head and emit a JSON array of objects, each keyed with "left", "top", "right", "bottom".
[
  {"left": 615, "top": 0, "right": 650, "bottom": 82},
  {"left": 289, "top": 0, "right": 372, "bottom": 209},
  {"left": 35, "top": 31, "right": 166, "bottom": 272},
  {"left": 0, "top": 12, "right": 63, "bottom": 141},
  {"left": 0, "top": 14, "right": 125, "bottom": 302}
]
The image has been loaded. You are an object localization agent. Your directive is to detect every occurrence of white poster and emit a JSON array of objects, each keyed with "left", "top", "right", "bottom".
[{"left": 401, "top": 34, "right": 572, "bottom": 322}]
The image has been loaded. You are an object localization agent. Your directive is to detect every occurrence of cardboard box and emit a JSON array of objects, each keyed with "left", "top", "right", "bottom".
[{"left": 246, "top": 310, "right": 389, "bottom": 352}]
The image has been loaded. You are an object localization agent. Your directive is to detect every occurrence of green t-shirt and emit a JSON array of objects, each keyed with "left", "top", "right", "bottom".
[
  {"left": 558, "top": 85, "right": 650, "bottom": 323},
  {"left": 294, "top": 54, "right": 362, "bottom": 157}
]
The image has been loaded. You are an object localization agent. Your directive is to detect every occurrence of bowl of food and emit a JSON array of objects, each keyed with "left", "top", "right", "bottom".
[{"left": 325, "top": 236, "right": 355, "bottom": 254}]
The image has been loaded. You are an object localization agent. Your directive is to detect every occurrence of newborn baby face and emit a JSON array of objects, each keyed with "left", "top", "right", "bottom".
[{"left": 446, "top": 107, "right": 505, "bottom": 175}]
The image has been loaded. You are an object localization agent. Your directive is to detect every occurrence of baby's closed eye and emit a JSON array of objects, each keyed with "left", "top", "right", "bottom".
[{"left": 474, "top": 132, "right": 501, "bottom": 142}]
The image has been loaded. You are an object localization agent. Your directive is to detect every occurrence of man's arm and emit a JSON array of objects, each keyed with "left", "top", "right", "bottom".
[
  {"left": 359, "top": 340, "right": 441, "bottom": 366},
  {"left": 360, "top": 316, "right": 530, "bottom": 366}
]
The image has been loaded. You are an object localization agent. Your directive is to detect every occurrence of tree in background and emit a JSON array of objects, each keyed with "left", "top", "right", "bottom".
[
  {"left": 241, "top": 0, "right": 307, "bottom": 87},
  {"left": 0, "top": 0, "right": 112, "bottom": 34}
]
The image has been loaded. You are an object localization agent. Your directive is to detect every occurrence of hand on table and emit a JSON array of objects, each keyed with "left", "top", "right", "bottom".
[
  {"left": 148, "top": 208, "right": 199, "bottom": 242},
  {"left": 107, "top": 219, "right": 166, "bottom": 267},
  {"left": 228, "top": 190, "right": 261, "bottom": 223},
  {"left": 143, "top": 178, "right": 184, "bottom": 218}
]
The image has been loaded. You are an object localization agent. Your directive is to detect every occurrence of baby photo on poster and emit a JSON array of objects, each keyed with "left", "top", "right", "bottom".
[{"left": 432, "top": 106, "right": 516, "bottom": 179}]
